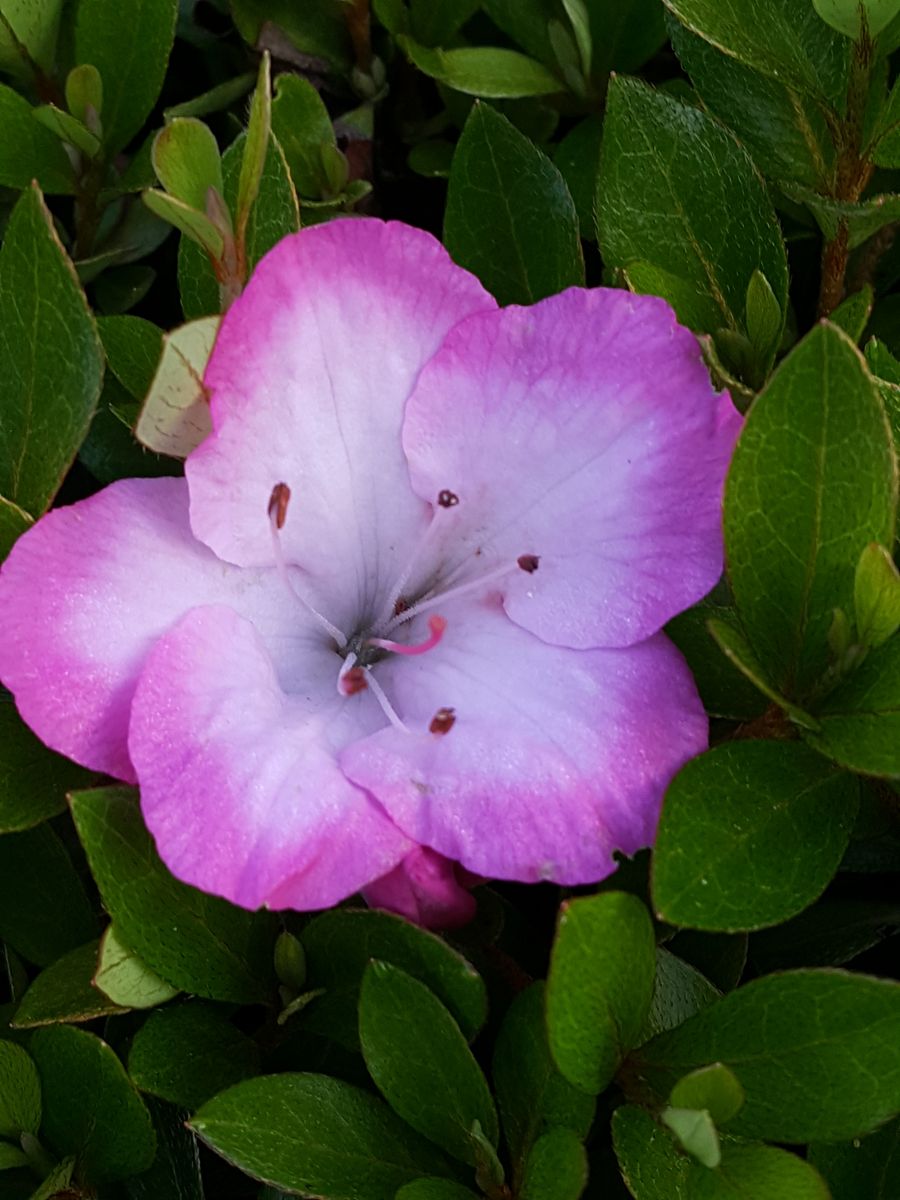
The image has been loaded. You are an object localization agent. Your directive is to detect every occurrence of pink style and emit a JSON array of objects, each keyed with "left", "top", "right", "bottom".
[{"left": 0, "top": 219, "right": 740, "bottom": 927}]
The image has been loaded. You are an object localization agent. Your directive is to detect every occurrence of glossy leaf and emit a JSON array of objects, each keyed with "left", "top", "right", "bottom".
[
  {"left": 445, "top": 103, "right": 583, "bottom": 305},
  {"left": 0, "top": 0, "right": 64, "bottom": 76},
  {"left": 31, "top": 1024, "right": 156, "bottom": 1181},
  {"left": 70, "top": 787, "right": 275, "bottom": 1004},
  {"left": 640, "top": 946, "right": 720, "bottom": 1042},
  {"left": 631, "top": 970, "right": 900, "bottom": 1142},
  {"left": 0, "top": 185, "right": 103, "bottom": 518},
  {"left": 152, "top": 118, "right": 223, "bottom": 212},
  {"left": 94, "top": 924, "right": 179, "bottom": 1008},
  {"left": 401, "top": 38, "right": 563, "bottom": 98},
  {"left": 546, "top": 892, "right": 656, "bottom": 1094},
  {"left": 725, "top": 322, "right": 897, "bottom": 697},
  {"left": 0, "top": 83, "right": 74, "bottom": 193},
  {"left": 359, "top": 961, "right": 498, "bottom": 1164},
  {"left": 191, "top": 1073, "right": 454, "bottom": 1198},
  {"left": 97, "top": 315, "right": 164, "bottom": 400},
  {"left": 74, "top": 0, "right": 178, "bottom": 154},
  {"left": 598, "top": 76, "right": 787, "bottom": 341},
  {"left": 855, "top": 542, "right": 900, "bottom": 647},
  {"left": 669, "top": 1064, "right": 745, "bottom": 1125},
  {"left": 519, "top": 1128, "right": 587, "bottom": 1200},
  {"left": 128, "top": 1002, "right": 260, "bottom": 1111},
  {"left": 653, "top": 741, "right": 859, "bottom": 931},
  {"left": 12, "top": 941, "right": 127, "bottom": 1028}
]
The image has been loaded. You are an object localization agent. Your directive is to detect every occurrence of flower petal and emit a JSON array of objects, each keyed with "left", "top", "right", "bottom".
[
  {"left": 0, "top": 477, "right": 307, "bottom": 781},
  {"left": 402, "top": 288, "right": 741, "bottom": 649},
  {"left": 341, "top": 598, "right": 706, "bottom": 885},
  {"left": 187, "top": 218, "right": 495, "bottom": 633},
  {"left": 129, "top": 605, "right": 411, "bottom": 910},
  {"left": 363, "top": 847, "right": 477, "bottom": 930}
]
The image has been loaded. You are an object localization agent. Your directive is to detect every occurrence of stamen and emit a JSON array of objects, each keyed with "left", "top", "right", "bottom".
[
  {"left": 368, "top": 615, "right": 447, "bottom": 657},
  {"left": 338, "top": 653, "right": 368, "bottom": 696},
  {"left": 365, "top": 670, "right": 409, "bottom": 733},
  {"left": 267, "top": 483, "right": 347, "bottom": 648},
  {"left": 374, "top": 490, "right": 461, "bottom": 630},
  {"left": 429, "top": 707, "right": 456, "bottom": 735},
  {"left": 383, "top": 553, "right": 538, "bottom": 633}
]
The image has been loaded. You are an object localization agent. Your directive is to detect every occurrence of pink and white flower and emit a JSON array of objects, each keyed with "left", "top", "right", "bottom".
[{"left": 0, "top": 219, "right": 739, "bottom": 925}]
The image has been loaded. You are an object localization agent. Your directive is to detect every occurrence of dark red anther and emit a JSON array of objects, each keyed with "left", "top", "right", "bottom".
[
  {"left": 268, "top": 482, "right": 291, "bottom": 529},
  {"left": 393, "top": 596, "right": 409, "bottom": 617},
  {"left": 341, "top": 666, "right": 368, "bottom": 696},
  {"left": 517, "top": 554, "right": 540, "bottom": 573},
  {"left": 438, "top": 489, "right": 459, "bottom": 508},
  {"left": 429, "top": 706, "right": 456, "bottom": 734}
]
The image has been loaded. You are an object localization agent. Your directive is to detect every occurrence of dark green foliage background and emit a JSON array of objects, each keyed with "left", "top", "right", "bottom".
[{"left": 1, "top": 1, "right": 900, "bottom": 1197}]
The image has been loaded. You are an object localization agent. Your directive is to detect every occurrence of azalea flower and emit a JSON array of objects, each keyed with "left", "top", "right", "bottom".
[{"left": 0, "top": 219, "right": 739, "bottom": 926}]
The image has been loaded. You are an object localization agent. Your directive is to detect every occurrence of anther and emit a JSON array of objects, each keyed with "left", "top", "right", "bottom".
[
  {"left": 518, "top": 554, "right": 540, "bottom": 573},
  {"left": 268, "top": 482, "right": 291, "bottom": 529},
  {"left": 340, "top": 666, "right": 368, "bottom": 696},
  {"left": 368, "top": 614, "right": 447, "bottom": 657},
  {"left": 429, "top": 707, "right": 456, "bottom": 735},
  {"left": 438, "top": 489, "right": 459, "bottom": 508}
]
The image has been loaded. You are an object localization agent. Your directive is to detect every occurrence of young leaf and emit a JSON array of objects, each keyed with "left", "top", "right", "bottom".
[
  {"left": 546, "top": 892, "right": 656, "bottom": 1094},
  {"left": 235, "top": 52, "right": 272, "bottom": 246},
  {"left": 661, "top": 1106, "right": 720, "bottom": 1168},
  {"left": 359, "top": 960, "right": 498, "bottom": 1164},
  {"left": 669, "top": 1064, "right": 745, "bottom": 1125},
  {"left": 142, "top": 189, "right": 225, "bottom": 258},
  {"left": 32, "top": 104, "right": 101, "bottom": 157},
  {"left": 128, "top": 1001, "right": 260, "bottom": 1111},
  {"left": 400, "top": 38, "right": 563, "bottom": 97},
  {"left": 74, "top": 0, "right": 178, "bottom": 154},
  {"left": 444, "top": 103, "right": 583, "bottom": 305},
  {"left": 152, "top": 118, "right": 224, "bottom": 212},
  {"left": 598, "top": 76, "right": 788, "bottom": 342},
  {"left": 0, "top": 825, "right": 97, "bottom": 967},
  {"left": 0, "top": 185, "right": 103, "bottom": 518},
  {"left": 653, "top": 741, "right": 859, "bottom": 931},
  {"left": 631, "top": 970, "right": 900, "bottom": 1142},
  {"left": 744, "top": 269, "right": 782, "bottom": 374},
  {"left": 271, "top": 74, "right": 340, "bottom": 199},
  {"left": 854, "top": 542, "right": 900, "bottom": 647},
  {"left": 65, "top": 64, "right": 103, "bottom": 127},
  {"left": 492, "top": 983, "right": 595, "bottom": 1182},
  {"left": 31, "top": 1025, "right": 156, "bottom": 1181},
  {"left": 300, "top": 907, "right": 487, "bottom": 1049},
  {"left": 70, "top": 787, "right": 275, "bottom": 1004},
  {"left": 191, "top": 1074, "right": 454, "bottom": 1197},
  {"left": 724, "top": 323, "right": 897, "bottom": 697},
  {"left": 662, "top": 0, "right": 849, "bottom": 108},
  {"left": 94, "top": 924, "right": 180, "bottom": 1008},
  {"left": 135, "top": 317, "right": 219, "bottom": 458},
  {"left": 0, "top": 1041, "right": 41, "bottom": 1138},
  {"left": 12, "top": 941, "right": 127, "bottom": 1028},
  {"left": 519, "top": 1127, "right": 587, "bottom": 1200},
  {"left": 830, "top": 285, "right": 875, "bottom": 344}
]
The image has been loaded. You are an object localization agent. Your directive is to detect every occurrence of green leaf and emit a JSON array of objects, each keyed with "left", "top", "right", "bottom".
[
  {"left": 274, "top": 931, "right": 306, "bottom": 993},
  {"left": 830, "top": 285, "right": 875, "bottom": 344},
  {"left": 598, "top": 76, "right": 788, "bottom": 342},
  {"left": 163, "top": 72, "right": 256, "bottom": 122},
  {"left": 400, "top": 38, "right": 563, "bottom": 98},
  {"left": 0, "top": 825, "right": 96, "bottom": 966},
  {"left": 749, "top": 897, "right": 900, "bottom": 970},
  {"left": 668, "top": 19, "right": 835, "bottom": 189},
  {"left": 519, "top": 1128, "right": 587, "bottom": 1200},
  {"left": 666, "top": 930, "right": 747, "bottom": 993},
  {"left": 0, "top": 184, "right": 103, "bottom": 517},
  {"left": 809, "top": 1115, "right": 900, "bottom": 1199},
  {"left": 661, "top": 0, "right": 849, "bottom": 108},
  {"left": 640, "top": 946, "right": 721, "bottom": 1041},
  {"left": 409, "top": 0, "right": 481, "bottom": 45},
  {"left": 546, "top": 892, "right": 656, "bottom": 1094},
  {"left": 31, "top": 1024, "right": 156, "bottom": 1181},
  {"left": 65, "top": 64, "right": 103, "bottom": 127},
  {"left": 744, "top": 269, "right": 782, "bottom": 375},
  {"left": 444, "top": 103, "right": 583, "bottom": 306},
  {"left": 230, "top": 0, "right": 352, "bottom": 70},
  {"left": 396, "top": 1182, "right": 479, "bottom": 1200},
  {"left": 299, "top": 907, "right": 486, "bottom": 1049},
  {"left": 178, "top": 131, "right": 298, "bottom": 318},
  {"left": 0, "top": 0, "right": 63, "bottom": 77},
  {"left": 74, "top": 0, "right": 178, "bottom": 155},
  {"left": 125, "top": 1095, "right": 205, "bottom": 1200},
  {"left": 32, "top": 103, "right": 101, "bottom": 157},
  {"left": 271, "top": 73, "right": 339, "bottom": 199},
  {"left": 870, "top": 76, "right": 900, "bottom": 166},
  {"left": 661, "top": 1106, "right": 720, "bottom": 1168},
  {"left": 855, "top": 542, "right": 900, "bottom": 647},
  {"left": 805, "top": 633, "right": 900, "bottom": 774},
  {"left": 28, "top": 1157, "right": 75, "bottom": 1199},
  {"left": 670, "top": 1064, "right": 745, "bottom": 1125},
  {"left": 97, "top": 315, "right": 164, "bottom": 400},
  {"left": 585, "top": 0, "right": 667, "bottom": 76},
  {"left": 630, "top": 970, "right": 900, "bottom": 1142},
  {"left": 665, "top": 605, "right": 766, "bottom": 720},
  {"left": 492, "top": 983, "right": 595, "bottom": 1182},
  {"left": 191, "top": 1073, "right": 454, "bottom": 1198},
  {"left": 236, "top": 52, "right": 272, "bottom": 245},
  {"left": 70, "top": 787, "right": 275, "bottom": 1004},
  {"left": 813, "top": 0, "right": 900, "bottom": 40},
  {"left": 785, "top": 184, "right": 900, "bottom": 250},
  {"left": 653, "top": 741, "right": 859, "bottom": 932},
  {"left": 94, "top": 924, "right": 179, "bottom": 1008},
  {"left": 705, "top": 616, "right": 819, "bottom": 727},
  {"left": 0, "top": 1041, "right": 40, "bottom": 1138},
  {"left": 359, "top": 960, "right": 498, "bottom": 1164},
  {"left": 0, "top": 1142, "right": 28, "bottom": 1170},
  {"left": 553, "top": 117, "right": 602, "bottom": 238},
  {"left": 12, "top": 941, "right": 127, "bottom": 1028},
  {"left": 724, "top": 322, "right": 897, "bottom": 697},
  {"left": 152, "top": 118, "right": 223, "bottom": 212},
  {"left": 128, "top": 1001, "right": 260, "bottom": 1111},
  {"left": 614, "top": 1105, "right": 830, "bottom": 1199},
  {"left": 0, "top": 496, "right": 32, "bottom": 561},
  {"left": 143, "top": 188, "right": 225, "bottom": 258},
  {"left": 135, "top": 317, "right": 218, "bottom": 457},
  {"left": 0, "top": 701, "right": 92, "bottom": 833}
]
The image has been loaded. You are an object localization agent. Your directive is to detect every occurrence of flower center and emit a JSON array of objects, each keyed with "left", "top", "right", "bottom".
[{"left": 267, "top": 482, "right": 539, "bottom": 735}]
